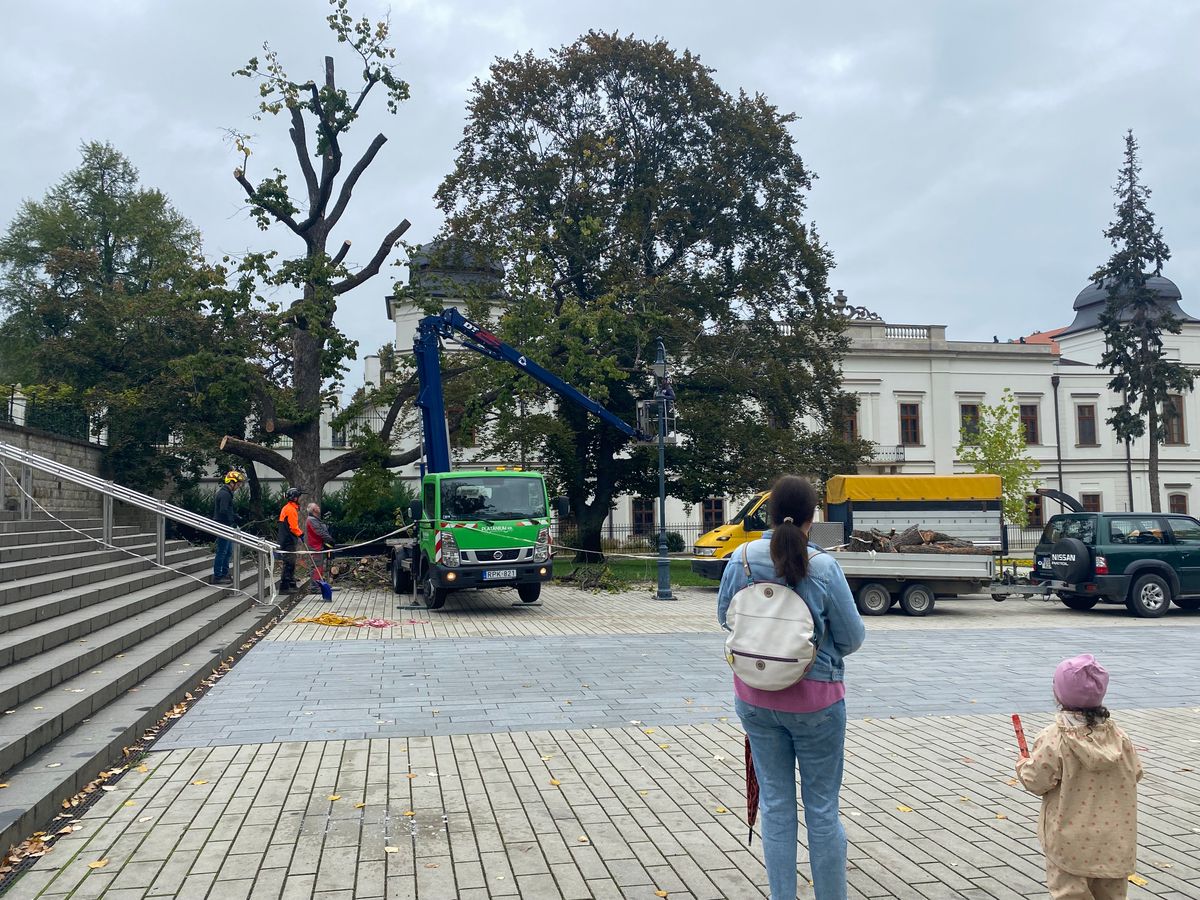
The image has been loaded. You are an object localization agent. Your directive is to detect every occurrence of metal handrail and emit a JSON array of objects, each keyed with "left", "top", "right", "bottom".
[{"left": 0, "top": 441, "right": 276, "bottom": 602}]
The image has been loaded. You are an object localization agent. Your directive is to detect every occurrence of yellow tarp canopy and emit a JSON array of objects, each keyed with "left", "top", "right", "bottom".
[{"left": 825, "top": 474, "right": 1002, "bottom": 504}]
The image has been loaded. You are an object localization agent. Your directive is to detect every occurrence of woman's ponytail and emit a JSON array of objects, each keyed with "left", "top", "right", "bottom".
[{"left": 768, "top": 476, "right": 819, "bottom": 585}]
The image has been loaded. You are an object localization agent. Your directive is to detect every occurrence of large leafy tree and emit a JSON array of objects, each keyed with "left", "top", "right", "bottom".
[
  {"left": 956, "top": 388, "right": 1040, "bottom": 526},
  {"left": 436, "top": 32, "right": 861, "bottom": 556},
  {"left": 0, "top": 141, "right": 255, "bottom": 491},
  {"left": 1094, "top": 130, "right": 1194, "bottom": 512},
  {"left": 218, "top": 0, "right": 420, "bottom": 500}
]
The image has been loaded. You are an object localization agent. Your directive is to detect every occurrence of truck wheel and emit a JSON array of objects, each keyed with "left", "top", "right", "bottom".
[
  {"left": 1126, "top": 574, "right": 1171, "bottom": 618},
  {"left": 1060, "top": 594, "right": 1099, "bottom": 611},
  {"left": 391, "top": 556, "right": 413, "bottom": 595},
  {"left": 899, "top": 583, "right": 936, "bottom": 617},
  {"left": 855, "top": 582, "right": 891, "bottom": 616},
  {"left": 517, "top": 583, "right": 541, "bottom": 603},
  {"left": 1173, "top": 597, "right": 1200, "bottom": 610},
  {"left": 421, "top": 568, "right": 448, "bottom": 610}
]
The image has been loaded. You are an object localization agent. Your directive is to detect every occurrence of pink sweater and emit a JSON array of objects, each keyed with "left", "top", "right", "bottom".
[{"left": 734, "top": 674, "right": 845, "bottom": 713}]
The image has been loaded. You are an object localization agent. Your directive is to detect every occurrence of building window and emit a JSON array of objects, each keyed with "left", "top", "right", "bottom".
[
  {"left": 1080, "top": 493, "right": 1102, "bottom": 513},
  {"left": 959, "top": 403, "right": 980, "bottom": 439},
  {"left": 1164, "top": 395, "right": 1185, "bottom": 445},
  {"left": 1026, "top": 494, "right": 1045, "bottom": 528},
  {"left": 1075, "top": 404, "right": 1098, "bottom": 447},
  {"left": 632, "top": 498, "right": 656, "bottom": 536},
  {"left": 702, "top": 498, "right": 725, "bottom": 532},
  {"left": 899, "top": 403, "right": 922, "bottom": 446},
  {"left": 331, "top": 428, "right": 347, "bottom": 449},
  {"left": 1020, "top": 403, "right": 1040, "bottom": 445},
  {"left": 842, "top": 409, "right": 858, "bottom": 443},
  {"left": 1169, "top": 493, "right": 1188, "bottom": 515}
]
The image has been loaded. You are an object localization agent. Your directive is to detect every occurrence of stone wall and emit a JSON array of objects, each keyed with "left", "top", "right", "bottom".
[{"left": 0, "top": 423, "right": 104, "bottom": 517}]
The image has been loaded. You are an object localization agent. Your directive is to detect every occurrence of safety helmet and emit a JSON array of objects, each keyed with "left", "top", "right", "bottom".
[
  {"left": 285, "top": 487, "right": 303, "bottom": 501},
  {"left": 223, "top": 470, "right": 247, "bottom": 485}
]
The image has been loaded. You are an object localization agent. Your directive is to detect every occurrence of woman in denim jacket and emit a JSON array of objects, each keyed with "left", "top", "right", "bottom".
[{"left": 717, "top": 476, "right": 866, "bottom": 900}]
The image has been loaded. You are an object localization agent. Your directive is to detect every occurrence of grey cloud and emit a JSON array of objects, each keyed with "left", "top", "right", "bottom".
[{"left": 4, "top": 0, "right": 1200, "bottom": 392}]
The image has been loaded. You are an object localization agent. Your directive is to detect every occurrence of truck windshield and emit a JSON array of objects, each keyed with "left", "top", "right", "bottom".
[
  {"left": 1041, "top": 515, "right": 1096, "bottom": 546},
  {"left": 440, "top": 477, "right": 547, "bottom": 521}
]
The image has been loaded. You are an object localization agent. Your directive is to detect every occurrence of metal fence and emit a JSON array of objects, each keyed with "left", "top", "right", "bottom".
[
  {"left": 1005, "top": 525, "right": 1045, "bottom": 552},
  {"left": 1, "top": 386, "right": 102, "bottom": 445}
]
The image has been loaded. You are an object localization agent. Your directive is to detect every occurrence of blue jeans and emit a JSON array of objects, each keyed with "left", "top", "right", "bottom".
[
  {"left": 213, "top": 537, "right": 233, "bottom": 579},
  {"left": 736, "top": 696, "right": 848, "bottom": 900}
]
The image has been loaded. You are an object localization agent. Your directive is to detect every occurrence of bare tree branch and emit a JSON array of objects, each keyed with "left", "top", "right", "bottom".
[
  {"left": 327, "top": 133, "right": 388, "bottom": 230},
  {"left": 333, "top": 219, "right": 411, "bottom": 295},
  {"left": 234, "top": 168, "right": 304, "bottom": 235},
  {"left": 320, "top": 444, "right": 421, "bottom": 482},
  {"left": 220, "top": 435, "right": 297, "bottom": 482},
  {"left": 289, "top": 105, "right": 319, "bottom": 208},
  {"left": 330, "top": 240, "right": 352, "bottom": 267}
]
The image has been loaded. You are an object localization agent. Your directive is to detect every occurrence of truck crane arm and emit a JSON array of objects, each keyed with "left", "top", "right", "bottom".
[{"left": 415, "top": 307, "right": 649, "bottom": 474}]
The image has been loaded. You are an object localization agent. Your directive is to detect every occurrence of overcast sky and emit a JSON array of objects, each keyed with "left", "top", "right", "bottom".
[{"left": 5, "top": 0, "right": 1200, "bottom": 390}]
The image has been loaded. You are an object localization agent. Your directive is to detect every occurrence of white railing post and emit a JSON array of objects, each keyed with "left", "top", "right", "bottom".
[
  {"left": 232, "top": 538, "right": 241, "bottom": 588},
  {"left": 257, "top": 549, "right": 268, "bottom": 603},
  {"left": 102, "top": 494, "right": 113, "bottom": 545},
  {"left": 156, "top": 515, "right": 166, "bottom": 566},
  {"left": 21, "top": 466, "right": 32, "bottom": 520}
]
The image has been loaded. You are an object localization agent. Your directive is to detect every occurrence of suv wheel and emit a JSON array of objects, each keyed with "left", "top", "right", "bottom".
[
  {"left": 1127, "top": 574, "right": 1171, "bottom": 618},
  {"left": 1060, "top": 594, "right": 1099, "bottom": 611}
]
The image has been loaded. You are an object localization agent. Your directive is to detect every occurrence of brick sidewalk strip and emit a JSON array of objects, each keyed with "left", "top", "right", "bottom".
[{"left": 10, "top": 711, "right": 1200, "bottom": 898}]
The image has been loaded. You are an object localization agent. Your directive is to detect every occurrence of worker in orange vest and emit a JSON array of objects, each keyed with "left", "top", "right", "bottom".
[{"left": 277, "top": 487, "right": 304, "bottom": 591}]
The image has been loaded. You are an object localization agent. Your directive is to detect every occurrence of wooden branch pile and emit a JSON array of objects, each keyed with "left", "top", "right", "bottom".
[{"left": 848, "top": 524, "right": 991, "bottom": 555}]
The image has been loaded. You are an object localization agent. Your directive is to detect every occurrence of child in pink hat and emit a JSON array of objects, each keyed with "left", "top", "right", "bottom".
[{"left": 1016, "top": 654, "right": 1143, "bottom": 899}]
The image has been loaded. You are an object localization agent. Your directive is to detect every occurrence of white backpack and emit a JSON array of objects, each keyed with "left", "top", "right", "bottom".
[{"left": 724, "top": 544, "right": 818, "bottom": 691}]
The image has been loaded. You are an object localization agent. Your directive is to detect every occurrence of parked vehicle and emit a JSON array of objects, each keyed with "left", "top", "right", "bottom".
[
  {"left": 1033, "top": 512, "right": 1200, "bottom": 617},
  {"left": 691, "top": 474, "right": 1003, "bottom": 579},
  {"left": 387, "top": 308, "right": 649, "bottom": 609},
  {"left": 833, "top": 549, "right": 995, "bottom": 617}
]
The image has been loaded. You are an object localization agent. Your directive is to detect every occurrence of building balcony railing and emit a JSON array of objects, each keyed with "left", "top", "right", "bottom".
[
  {"left": 883, "top": 325, "right": 931, "bottom": 340},
  {"left": 866, "top": 444, "right": 906, "bottom": 464}
]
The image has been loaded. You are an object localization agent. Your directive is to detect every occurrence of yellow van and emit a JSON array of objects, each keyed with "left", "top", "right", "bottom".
[{"left": 691, "top": 491, "right": 770, "bottom": 579}]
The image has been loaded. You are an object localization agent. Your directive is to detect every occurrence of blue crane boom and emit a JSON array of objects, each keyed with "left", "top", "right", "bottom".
[{"left": 414, "top": 307, "right": 648, "bottom": 474}]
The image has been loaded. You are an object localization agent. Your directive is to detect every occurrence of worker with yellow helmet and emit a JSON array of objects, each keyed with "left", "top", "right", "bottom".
[{"left": 211, "top": 469, "right": 246, "bottom": 585}]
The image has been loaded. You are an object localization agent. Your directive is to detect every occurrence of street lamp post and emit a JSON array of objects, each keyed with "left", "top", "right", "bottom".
[{"left": 652, "top": 338, "right": 674, "bottom": 601}]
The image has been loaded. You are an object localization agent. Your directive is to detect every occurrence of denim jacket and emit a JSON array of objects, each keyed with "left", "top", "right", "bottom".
[{"left": 717, "top": 533, "right": 866, "bottom": 683}]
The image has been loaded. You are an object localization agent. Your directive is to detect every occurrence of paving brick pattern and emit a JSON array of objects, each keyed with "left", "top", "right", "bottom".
[
  {"left": 156, "top": 623, "right": 1200, "bottom": 748},
  {"left": 271, "top": 584, "right": 1200, "bottom": 642},
  {"left": 9, "top": 585, "right": 1200, "bottom": 898},
  {"left": 12, "top": 711, "right": 1200, "bottom": 899}
]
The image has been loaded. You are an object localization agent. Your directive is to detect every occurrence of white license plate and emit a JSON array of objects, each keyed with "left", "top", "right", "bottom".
[{"left": 482, "top": 569, "right": 517, "bottom": 581}]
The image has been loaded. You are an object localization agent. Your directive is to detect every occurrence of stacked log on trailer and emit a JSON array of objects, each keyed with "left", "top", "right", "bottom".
[{"left": 848, "top": 523, "right": 992, "bottom": 555}]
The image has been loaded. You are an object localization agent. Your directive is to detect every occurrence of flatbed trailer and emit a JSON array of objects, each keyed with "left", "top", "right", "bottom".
[{"left": 833, "top": 550, "right": 995, "bottom": 616}]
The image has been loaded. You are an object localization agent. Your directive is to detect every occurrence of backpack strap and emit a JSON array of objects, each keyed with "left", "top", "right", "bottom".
[{"left": 741, "top": 544, "right": 753, "bottom": 582}]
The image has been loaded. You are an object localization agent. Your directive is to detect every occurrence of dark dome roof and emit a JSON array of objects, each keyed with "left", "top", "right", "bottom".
[
  {"left": 407, "top": 239, "right": 503, "bottom": 276},
  {"left": 1072, "top": 275, "right": 1181, "bottom": 311},
  {"left": 1061, "top": 274, "right": 1195, "bottom": 336}
]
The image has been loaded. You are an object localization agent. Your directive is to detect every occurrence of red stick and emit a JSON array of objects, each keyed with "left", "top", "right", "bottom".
[{"left": 1012, "top": 714, "right": 1029, "bottom": 758}]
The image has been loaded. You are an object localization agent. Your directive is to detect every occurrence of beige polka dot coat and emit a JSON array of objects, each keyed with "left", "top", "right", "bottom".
[{"left": 1016, "top": 713, "right": 1144, "bottom": 878}]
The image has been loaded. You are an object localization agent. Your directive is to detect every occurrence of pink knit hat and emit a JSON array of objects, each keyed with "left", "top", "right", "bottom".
[{"left": 1053, "top": 654, "right": 1109, "bottom": 709}]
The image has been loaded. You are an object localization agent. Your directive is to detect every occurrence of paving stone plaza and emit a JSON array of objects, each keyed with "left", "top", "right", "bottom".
[{"left": 8, "top": 585, "right": 1200, "bottom": 899}]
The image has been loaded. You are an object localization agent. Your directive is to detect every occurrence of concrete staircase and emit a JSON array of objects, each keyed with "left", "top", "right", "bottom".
[{"left": 0, "top": 514, "right": 278, "bottom": 852}]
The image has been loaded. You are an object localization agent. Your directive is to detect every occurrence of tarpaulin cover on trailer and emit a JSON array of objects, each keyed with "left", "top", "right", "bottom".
[{"left": 825, "top": 474, "right": 1002, "bottom": 505}]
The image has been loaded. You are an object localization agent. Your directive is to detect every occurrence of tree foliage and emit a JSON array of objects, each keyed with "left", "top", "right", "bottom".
[
  {"left": 0, "top": 142, "right": 256, "bottom": 491},
  {"left": 219, "top": 0, "right": 416, "bottom": 500},
  {"left": 1094, "top": 130, "right": 1194, "bottom": 512},
  {"left": 956, "top": 388, "right": 1041, "bottom": 526},
  {"left": 436, "top": 32, "right": 862, "bottom": 555}
]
